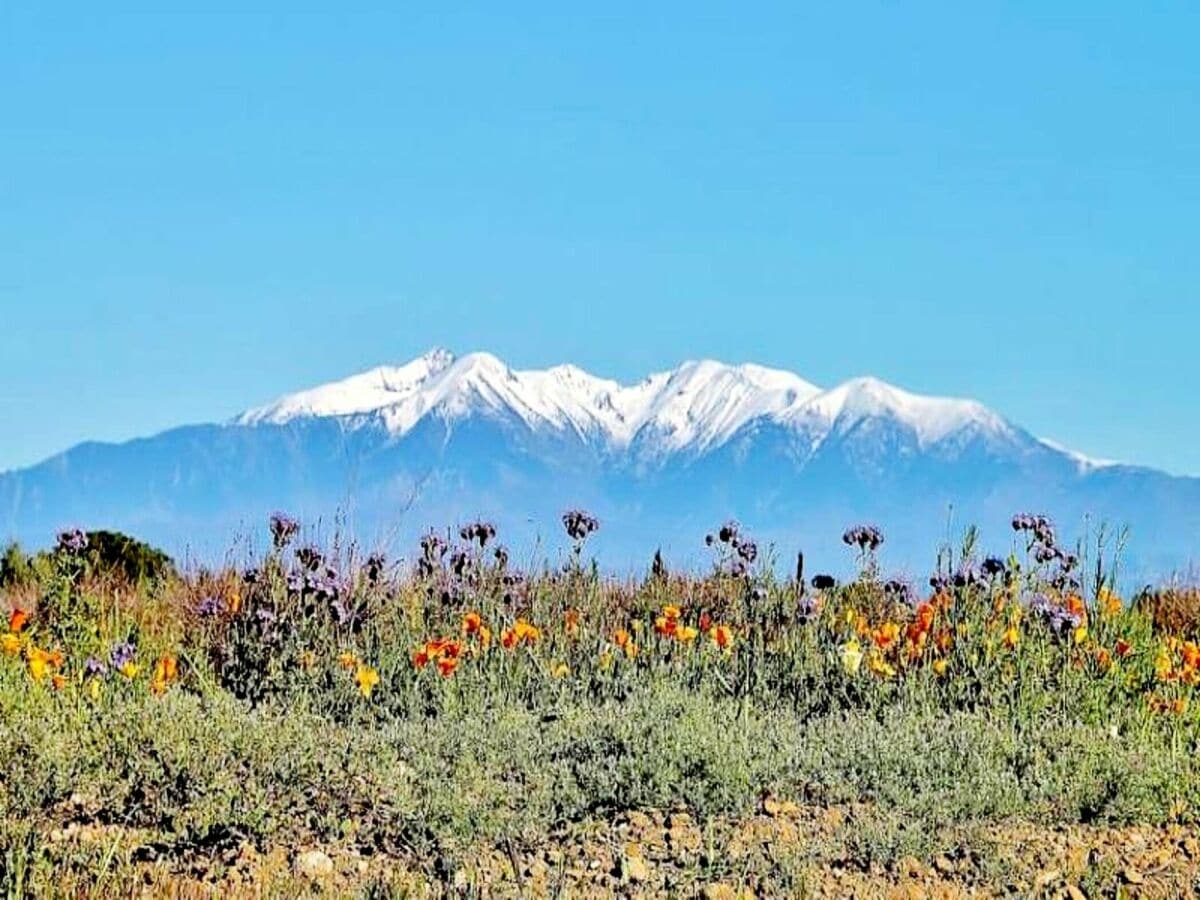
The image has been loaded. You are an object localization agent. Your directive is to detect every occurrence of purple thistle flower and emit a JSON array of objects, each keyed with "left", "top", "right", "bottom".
[{"left": 84, "top": 657, "right": 108, "bottom": 678}]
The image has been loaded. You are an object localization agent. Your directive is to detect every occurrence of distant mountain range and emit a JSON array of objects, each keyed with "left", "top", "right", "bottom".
[{"left": 2, "top": 349, "right": 1197, "bottom": 580}]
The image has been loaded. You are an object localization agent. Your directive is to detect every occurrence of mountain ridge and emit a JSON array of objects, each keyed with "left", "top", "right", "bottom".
[
  {"left": 237, "top": 348, "right": 1041, "bottom": 461},
  {"left": 2, "top": 348, "right": 1195, "bottom": 581}
]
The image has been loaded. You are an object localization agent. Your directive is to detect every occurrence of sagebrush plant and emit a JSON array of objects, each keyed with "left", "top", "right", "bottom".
[{"left": 2, "top": 511, "right": 1199, "bottom": 894}]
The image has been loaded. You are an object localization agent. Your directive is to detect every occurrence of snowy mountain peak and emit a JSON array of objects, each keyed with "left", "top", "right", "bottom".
[
  {"left": 792, "top": 376, "right": 1012, "bottom": 446},
  {"left": 237, "top": 347, "right": 456, "bottom": 425},
  {"left": 237, "top": 350, "right": 1025, "bottom": 456}
]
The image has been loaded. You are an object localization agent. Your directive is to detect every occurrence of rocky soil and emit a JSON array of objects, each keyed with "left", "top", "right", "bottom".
[{"left": 36, "top": 800, "right": 1200, "bottom": 898}]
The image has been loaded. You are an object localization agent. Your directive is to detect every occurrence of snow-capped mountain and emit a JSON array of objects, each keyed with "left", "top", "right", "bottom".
[
  {"left": 238, "top": 348, "right": 1013, "bottom": 460},
  {"left": 238, "top": 348, "right": 828, "bottom": 455},
  {"left": 1, "top": 349, "right": 1197, "bottom": 580}
]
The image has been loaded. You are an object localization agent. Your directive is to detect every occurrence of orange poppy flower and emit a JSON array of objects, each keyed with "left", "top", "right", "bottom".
[
  {"left": 501, "top": 619, "right": 540, "bottom": 650},
  {"left": 1065, "top": 594, "right": 1087, "bottom": 624},
  {"left": 613, "top": 628, "right": 638, "bottom": 659},
  {"left": 462, "top": 611, "right": 483, "bottom": 636},
  {"left": 1182, "top": 642, "right": 1200, "bottom": 670},
  {"left": 8, "top": 608, "right": 29, "bottom": 634},
  {"left": 708, "top": 623, "right": 734, "bottom": 650},
  {"left": 872, "top": 622, "right": 900, "bottom": 650}
]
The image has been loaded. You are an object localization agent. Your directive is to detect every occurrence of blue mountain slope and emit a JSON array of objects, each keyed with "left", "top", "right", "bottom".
[{"left": 2, "top": 351, "right": 1197, "bottom": 579}]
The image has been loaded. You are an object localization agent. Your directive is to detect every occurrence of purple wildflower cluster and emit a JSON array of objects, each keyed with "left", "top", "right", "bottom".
[
  {"left": 562, "top": 509, "right": 600, "bottom": 543},
  {"left": 704, "top": 520, "right": 758, "bottom": 576},
  {"left": 56, "top": 528, "right": 88, "bottom": 555},
  {"left": 195, "top": 595, "right": 224, "bottom": 617},
  {"left": 281, "top": 544, "right": 349, "bottom": 622},
  {"left": 981, "top": 556, "right": 1008, "bottom": 578},
  {"left": 110, "top": 642, "right": 136, "bottom": 669},
  {"left": 501, "top": 570, "right": 527, "bottom": 606},
  {"left": 952, "top": 564, "right": 987, "bottom": 589},
  {"left": 459, "top": 521, "right": 497, "bottom": 548},
  {"left": 417, "top": 533, "right": 449, "bottom": 578},
  {"left": 449, "top": 549, "right": 471, "bottom": 578},
  {"left": 84, "top": 657, "right": 108, "bottom": 678},
  {"left": 883, "top": 578, "right": 917, "bottom": 607},
  {"left": 362, "top": 552, "right": 387, "bottom": 585},
  {"left": 269, "top": 513, "right": 299, "bottom": 550},
  {"left": 1013, "top": 513, "right": 1079, "bottom": 590},
  {"left": 1027, "top": 591, "right": 1083, "bottom": 638},
  {"left": 295, "top": 546, "right": 324, "bottom": 572},
  {"left": 842, "top": 525, "right": 884, "bottom": 552}
]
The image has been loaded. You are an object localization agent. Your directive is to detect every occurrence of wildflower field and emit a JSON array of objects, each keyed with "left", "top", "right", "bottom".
[{"left": 3, "top": 514, "right": 1200, "bottom": 898}]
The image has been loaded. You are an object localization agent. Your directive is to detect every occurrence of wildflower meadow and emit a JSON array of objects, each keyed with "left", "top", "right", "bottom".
[{"left": 2, "top": 513, "right": 1200, "bottom": 897}]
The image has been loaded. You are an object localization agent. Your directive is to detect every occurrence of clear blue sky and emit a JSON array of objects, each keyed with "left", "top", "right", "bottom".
[{"left": 2, "top": 3, "right": 1197, "bottom": 474}]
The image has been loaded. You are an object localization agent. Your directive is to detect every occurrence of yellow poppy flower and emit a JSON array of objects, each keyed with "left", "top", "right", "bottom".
[
  {"left": 841, "top": 639, "right": 864, "bottom": 675},
  {"left": 354, "top": 664, "right": 380, "bottom": 698}
]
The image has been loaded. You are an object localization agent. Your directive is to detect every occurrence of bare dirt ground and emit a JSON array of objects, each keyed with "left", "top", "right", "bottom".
[{"left": 39, "top": 801, "right": 1200, "bottom": 898}]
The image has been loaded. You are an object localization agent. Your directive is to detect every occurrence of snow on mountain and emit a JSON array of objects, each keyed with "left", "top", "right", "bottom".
[
  {"left": 787, "top": 377, "right": 1017, "bottom": 450},
  {"left": 1037, "top": 438, "right": 1121, "bottom": 472},
  {"left": 238, "top": 348, "right": 457, "bottom": 425},
  {"left": 237, "top": 349, "right": 1017, "bottom": 457}
]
